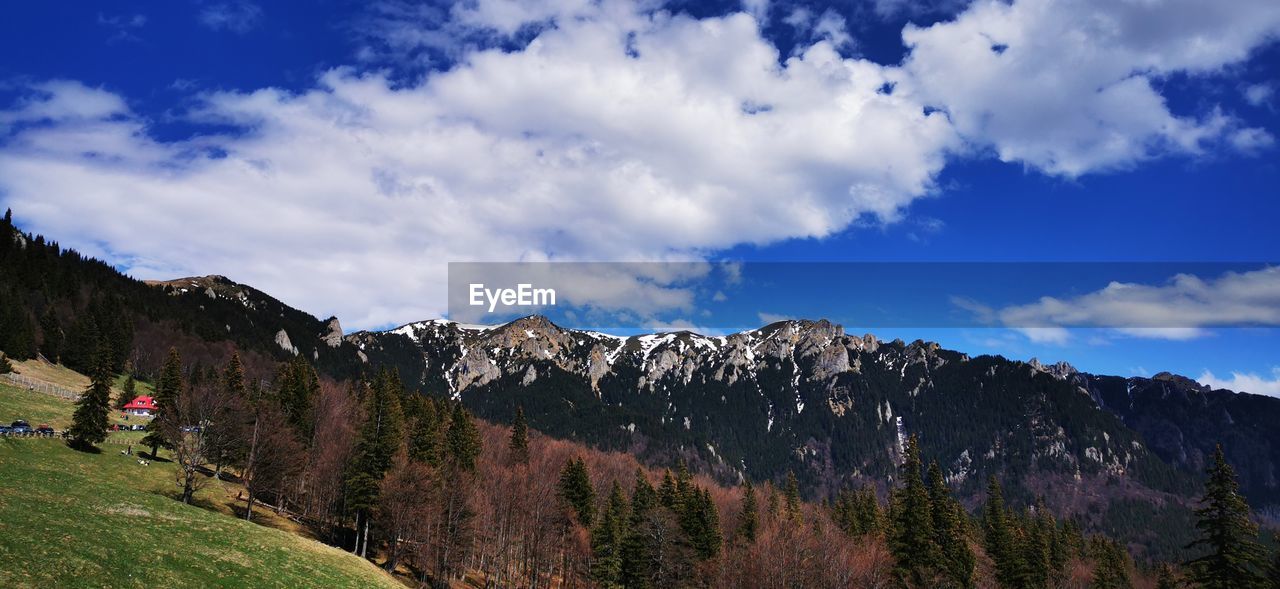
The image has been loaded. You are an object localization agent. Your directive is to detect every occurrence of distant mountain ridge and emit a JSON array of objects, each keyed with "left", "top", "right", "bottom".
[
  {"left": 3, "top": 213, "right": 1277, "bottom": 559},
  {"left": 345, "top": 316, "right": 1280, "bottom": 516}
]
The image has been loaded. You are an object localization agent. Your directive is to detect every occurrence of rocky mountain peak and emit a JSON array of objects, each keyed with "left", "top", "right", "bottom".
[
  {"left": 1152, "top": 371, "right": 1209, "bottom": 392},
  {"left": 322, "top": 317, "right": 343, "bottom": 348},
  {"left": 1029, "top": 357, "right": 1078, "bottom": 380}
]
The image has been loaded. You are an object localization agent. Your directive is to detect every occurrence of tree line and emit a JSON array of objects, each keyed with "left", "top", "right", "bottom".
[{"left": 61, "top": 346, "right": 1280, "bottom": 588}]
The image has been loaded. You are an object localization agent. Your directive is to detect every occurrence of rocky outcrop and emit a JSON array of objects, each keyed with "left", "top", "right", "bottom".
[
  {"left": 322, "top": 317, "right": 343, "bottom": 348},
  {"left": 275, "top": 328, "right": 299, "bottom": 356},
  {"left": 1030, "top": 357, "right": 1078, "bottom": 380},
  {"left": 456, "top": 347, "right": 501, "bottom": 390}
]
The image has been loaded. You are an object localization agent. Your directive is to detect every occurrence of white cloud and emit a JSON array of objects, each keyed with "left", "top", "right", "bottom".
[
  {"left": 899, "top": 0, "right": 1280, "bottom": 176},
  {"left": 782, "top": 7, "right": 812, "bottom": 31},
  {"left": 1014, "top": 326, "right": 1071, "bottom": 345},
  {"left": 812, "top": 9, "right": 855, "bottom": 51},
  {"left": 1229, "top": 127, "right": 1275, "bottom": 153},
  {"left": 758, "top": 311, "right": 793, "bottom": 324},
  {"left": 1243, "top": 82, "right": 1274, "bottom": 107},
  {"left": 2, "top": 0, "right": 1278, "bottom": 329},
  {"left": 1198, "top": 367, "right": 1280, "bottom": 398},
  {"left": 0, "top": 81, "right": 129, "bottom": 127},
  {"left": 742, "top": 0, "right": 771, "bottom": 26},
  {"left": 996, "top": 267, "right": 1280, "bottom": 339},
  {"left": 199, "top": 1, "right": 264, "bottom": 34},
  {"left": 781, "top": 7, "right": 855, "bottom": 52},
  {"left": 0, "top": 6, "right": 954, "bottom": 328}
]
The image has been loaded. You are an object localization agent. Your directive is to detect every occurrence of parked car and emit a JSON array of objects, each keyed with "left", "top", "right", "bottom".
[
  {"left": 131, "top": 424, "right": 146, "bottom": 431},
  {"left": 0, "top": 425, "right": 11, "bottom": 435},
  {"left": 34, "top": 425, "right": 54, "bottom": 435},
  {"left": 10, "top": 420, "right": 31, "bottom": 434}
]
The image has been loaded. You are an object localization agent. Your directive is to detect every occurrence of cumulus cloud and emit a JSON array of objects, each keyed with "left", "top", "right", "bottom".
[
  {"left": 1242, "top": 82, "right": 1274, "bottom": 107},
  {"left": 1229, "top": 127, "right": 1275, "bottom": 153},
  {"left": 2, "top": 0, "right": 1278, "bottom": 329},
  {"left": 1198, "top": 367, "right": 1280, "bottom": 398},
  {"left": 899, "top": 0, "right": 1280, "bottom": 176},
  {"left": 0, "top": 5, "right": 954, "bottom": 328},
  {"left": 0, "top": 81, "right": 129, "bottom": 127},
  {"left": 742, "top": 0, "right": 771, "bottom": 26},
  {"left": 995, "top": 267, "right": 1280, "bottom": 339},
  {"left": 782, "top": 7, "right": 855, "bottom": 52},
  {"left": 1014, "top": 326, "right": 1071, "bottom": 345}
]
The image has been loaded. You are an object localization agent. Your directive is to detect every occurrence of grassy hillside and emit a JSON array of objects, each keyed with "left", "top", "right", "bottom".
[
  {"left": 0, "top": 383, "right": 76, "bottom": 429},
  {"left": 0, "top": 384, "right": 402, "bottom": 588}
]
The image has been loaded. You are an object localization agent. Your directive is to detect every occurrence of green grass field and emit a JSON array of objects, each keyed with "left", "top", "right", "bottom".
[
  {"left": 0, "top": 382, "right": 76, "bottom": 429},
  {"left": 0, "top": 378, "right": 402, "bottom": 588}
]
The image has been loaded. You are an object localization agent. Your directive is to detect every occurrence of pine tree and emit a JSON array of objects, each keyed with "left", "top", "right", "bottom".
[
  {"left": 591, "top": 481, "right": 629, "bottom": 588},
  {"left": 856, "top": 484, "right": 883, "bottom": 535},
  {"left": 658, "top": 469, "right": 678, "bottom": 508},
  {"left": 890, "top": 435, "right": 940, "bottom": 587},
  {"left": 403, "top": 395, "right": 442, "bottom": 465},
  {"left": 783, "top": 470, "right": 802, "bottom": 521},
  {"left": 928, "top": 461, "right": 975, "bottom": 589},
  {"left": 144, "top": 347, "right": 183, "bottom": 457},
  {"left": 63, "top": 313, "right": 99, "bottom": 373},
  {"left": 275, "top": 357, "right": 319, "bottom": 441},
  {"left": 115, "top": 370, "right": 136, "bottom": 410},
  {"left": 1023, "top": 505, "right": 1051, "bottom": 589},
  {"left": 1047, "top": 509, "right": 1069, "bottom": 579},
  {"left": 1091, "top": 538, "right": 1133, "bottom": 589},
  {"left": 508, "top": 405, "right": 529, "bottom": 465},
  {"left": 674, "top": 460, "right": 693, "bottom": 504},
  {"left": 445, "top": 402, "right": 481, "bottom": 471},
  {"left": 558, "top": 457, "right": 595, "bottom": 526},
  {"left": 765, "top": 481, "right": 780, "bottom": 517},
  {"left": 679, "top": 486, "right": 721, "bottom": 559},
  {"left": 68, "top": 346, "right": 112, "bottom": 449},
  {"left": 38, "top": 306, "right": 61, "bottom": 362},
  {"left": 702, "top": 488, "right": 722, "bottom": 556},
  {"left": 1154, "top": 564, "right": 1179, "bottom": 589},
  {"left": 1266, "top": 550, "right": 1280, "bottom": 589},
  {"left": 1185, "top": 445, "right": 1268, "bottom": 589},
  {"left": 1060, "top": 518, "right": 1086, "bottom": 559},
  {"left": 736, "top": 479, "right": 759, "bottom": 543},
  {"left": 984, "top": 475, "right": 1022, "bottom": 589},
  {"left": 206, "top": 352, "right": 246, "bottom": 476},
  {"left": 622, "top": 469, "right": 658, "bottom": 588},
  {"left": 344, "top": 370, "right": 405, "bottom": 557}
]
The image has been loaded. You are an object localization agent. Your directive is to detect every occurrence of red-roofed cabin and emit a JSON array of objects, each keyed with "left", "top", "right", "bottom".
[{"left": 123, "top": 396, "right": 156, "bottom": 417}]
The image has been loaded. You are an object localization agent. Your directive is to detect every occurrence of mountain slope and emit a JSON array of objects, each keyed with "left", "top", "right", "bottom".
[
  {"left": 0, "top": 213, "right": 364, "bottom": 381},
  {"left": 346, "top": 316, "right": 1276, "bottom": 519},
  {"left": 0, "top": 438, "right": 401, "bottom": 589}
]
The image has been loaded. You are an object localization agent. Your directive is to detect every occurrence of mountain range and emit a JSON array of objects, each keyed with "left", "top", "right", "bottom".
[{"left": 3, "top": 214, "right": 1277, "bottom": 560}]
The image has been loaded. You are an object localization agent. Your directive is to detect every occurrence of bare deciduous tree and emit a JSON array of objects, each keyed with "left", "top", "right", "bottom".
[{"left": 160, "top": 382, "right": 236, "bottom": 504}]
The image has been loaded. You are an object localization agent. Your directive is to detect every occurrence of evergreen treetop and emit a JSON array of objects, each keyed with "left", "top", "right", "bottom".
[
  {"left": 68, "top": 345, "right": 113, "bottom": 449},
  {"left": 558, "top": 457, "right": 595, "bottom": 526},
  {"left": 445, "top": 402, "right": 481, "bottom": 472},
  {"left": 1185, "top": 445, "right": 1268, "bottom": 589},
  {"left": 508, "top": 405, "right": 529, "bottom": 465}
]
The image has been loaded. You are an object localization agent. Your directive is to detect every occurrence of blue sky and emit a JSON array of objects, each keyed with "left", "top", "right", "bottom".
[{"left": 0, "top": 0, "right": 1278, "bottom": 394}]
